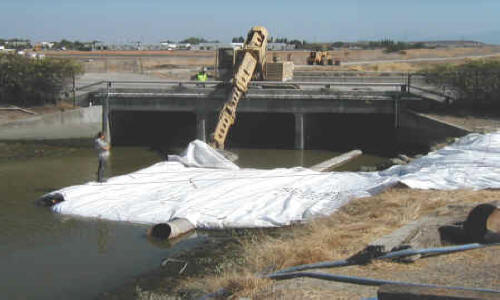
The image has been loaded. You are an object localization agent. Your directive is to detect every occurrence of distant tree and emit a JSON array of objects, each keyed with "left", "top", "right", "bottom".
[
  {"left": 332, "top": 41, "right": 345, "bottom": 48},
  {"left": 0, "top": 53, "right": 84, "bottom": 106},
  {"left": 412, "top": 42, "right": 426, "bottom": 49},
  {"left": 274, "top": 37, "right": 288, "bottom": 44},
  {"left": 180, "top": 37, "right": 209, "bottom": 45},
  {"left": 52, "top": 39, "right": 89, "bottom": 51},
  {"left": 231, "top": 36, "right": 245, "bottom": 43},
  {"left": 289, "top": 39, "right": 304, "bottom": 48}
]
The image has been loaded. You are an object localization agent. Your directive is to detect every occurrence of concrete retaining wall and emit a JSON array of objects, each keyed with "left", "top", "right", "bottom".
[
  {"left": 0, "top": 106, "right": 102, "bottom": 140},
  {"left": 398, "top": 110, "right": 471, "bottom": 144}
]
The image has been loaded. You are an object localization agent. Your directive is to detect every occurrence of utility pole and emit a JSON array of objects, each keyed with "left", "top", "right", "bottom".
[{"left": 72, "top": 71, "right": 76, "bottom": 107}]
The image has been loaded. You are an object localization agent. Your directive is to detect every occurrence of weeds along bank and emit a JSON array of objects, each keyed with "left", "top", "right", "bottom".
[{"left": 422, "top": 59, "right": 500, "bottom": 109}]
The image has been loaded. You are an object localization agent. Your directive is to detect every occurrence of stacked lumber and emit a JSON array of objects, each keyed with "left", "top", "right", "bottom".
[{"left": 266, "top": 62, "right": 294, "bottom": 81}]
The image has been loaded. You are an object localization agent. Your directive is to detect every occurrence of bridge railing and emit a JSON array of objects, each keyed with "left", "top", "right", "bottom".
[{"left": 78, "top": 80, "right": 408, "bottom": 91}]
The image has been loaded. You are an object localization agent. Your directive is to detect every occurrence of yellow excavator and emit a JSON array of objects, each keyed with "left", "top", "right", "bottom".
[
  {"left": 307, "top": 51, "right": 334, "bottom": 65},
  {"left": 210, "top": 26, "right": 269, "bottom": 149}
]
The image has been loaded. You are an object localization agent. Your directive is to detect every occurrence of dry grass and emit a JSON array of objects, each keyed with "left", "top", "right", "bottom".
[
  {"left": 189, "top": 188, "right": 500, "bottom": 297},
  {"left": 44, "top": 46, "right": 500, "bottom": 74}
]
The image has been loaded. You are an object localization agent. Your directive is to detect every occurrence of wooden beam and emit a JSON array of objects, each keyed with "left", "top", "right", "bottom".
[{"left": 310, "top": 150, "right": 362, "bottom": 172}]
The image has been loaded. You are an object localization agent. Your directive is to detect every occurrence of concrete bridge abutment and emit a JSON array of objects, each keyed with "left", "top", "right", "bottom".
[{"left": 96, "top": 86, "right": 465, "bottom": 153}]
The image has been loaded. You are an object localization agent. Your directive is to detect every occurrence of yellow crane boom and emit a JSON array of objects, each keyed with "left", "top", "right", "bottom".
[{"left": 210, "top": 26, "right": 269, "bottom": 149}]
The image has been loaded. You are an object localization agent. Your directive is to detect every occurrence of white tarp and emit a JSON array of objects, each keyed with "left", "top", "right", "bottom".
[
  {"left": 167, "top": 140, "right": 239, "bottom": 170},
  {"left": 385, "top": 132, "right": 500, "bottom": 190},
  {"left": 49, "top": 132, "right": 500, "bottom": 228}
]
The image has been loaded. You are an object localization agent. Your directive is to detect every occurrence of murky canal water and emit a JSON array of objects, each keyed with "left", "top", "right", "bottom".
[{"left": 0, "top": 141, "right": 386, "bottom": 299}]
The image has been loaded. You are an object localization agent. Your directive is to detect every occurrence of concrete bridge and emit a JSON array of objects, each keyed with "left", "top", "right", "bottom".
[{"left": 80, "top": 79, "right": 464, "bottom": 151}]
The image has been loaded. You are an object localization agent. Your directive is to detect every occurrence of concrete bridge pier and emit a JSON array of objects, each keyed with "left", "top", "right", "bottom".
[
  {"left": 196, "top": 113, "right": 208, "bottom": 142},
  {"left": 294, "top": 113, "right": 305, "bottom": 150},
  {"left": 102, "top": 95, "right": 111, "bottom": 144},
  {"left": 393, "top": 97, "right": 400, "bottom": 129}
]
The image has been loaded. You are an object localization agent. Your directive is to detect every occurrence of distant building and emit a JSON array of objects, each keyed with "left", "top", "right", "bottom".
[
  {"left": 5, "top": 40, "right": 31, "bottom": 50},
  {"left": 0, "top": 46, "right": 15, "bottom": 53},
  {"left": 41, "top": 41, "right": 55, "bottom": 49},
  {"left": 160, "top": 42, "right": 177, "bottom": 50},
  {"left": 177, "top": 43, "right": 192, "bottom": 50},
  {"left": 230, "top": 42, "right": 244, "bottom": 48},
  {"left": 191, "top": 43, "right": 225, "bottom": 51},
  {"left": 159, "top": 42, "right": 192, "bottom": 50},
  {"left": 267, "top": 43, "right": 296, "bottom": 51},
  {"left": 190, "top": 42, "right": 296, "bottom": 51}
]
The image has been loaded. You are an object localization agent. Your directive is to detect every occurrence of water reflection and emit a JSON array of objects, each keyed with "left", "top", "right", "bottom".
[{"left": 97, "top": 222, "right": 110, "bottom": 254}]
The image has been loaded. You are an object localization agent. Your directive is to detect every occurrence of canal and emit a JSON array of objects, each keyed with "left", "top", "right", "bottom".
[{"left": 0, "top": 141, "right": 385, "bottom": 299}]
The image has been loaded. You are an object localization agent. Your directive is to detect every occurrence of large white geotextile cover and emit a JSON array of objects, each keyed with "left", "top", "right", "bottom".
[{"left": 50, "top": 132, "right": 500, "bottom": 228}]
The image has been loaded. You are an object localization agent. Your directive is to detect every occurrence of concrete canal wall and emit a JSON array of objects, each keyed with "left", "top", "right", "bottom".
[
  {"left": 398, "top": 110, "right": 471, "bottom": 145},
  {"left": 0, "top": 106, "right": 102, "bottom": 140}
]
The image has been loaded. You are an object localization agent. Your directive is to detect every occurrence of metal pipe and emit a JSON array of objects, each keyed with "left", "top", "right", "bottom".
[
  {"left": 267, "top": 272, "right": 500, "bottom": 294},
  {"left": 36, "top": 193, "right": 65, "bottom": 207},
  {"left": 202, "top": 243, "right": 499, "bottom": 299},
  {"left": 272, "top": 243, "right": 499, "bottom": 275},
  {"left": 147, "top": 218, "right": 195, "bottom": 240}
]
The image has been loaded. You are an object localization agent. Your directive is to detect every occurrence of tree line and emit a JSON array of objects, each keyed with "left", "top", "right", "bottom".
[
  {"left": 0, "top": 39, "right": 32, "bottom": 50},
  {"left": 52, "top": 39, "right": 105, "bottom": 51},
  {"left": 179, "top": 37, "right": 220, "bottom": 45},
  {"left": 229, "top": 36, "right": 429, "bottom": 52},
  {"left": 0, "top": 53, "right": 83, "bottom": 106}
]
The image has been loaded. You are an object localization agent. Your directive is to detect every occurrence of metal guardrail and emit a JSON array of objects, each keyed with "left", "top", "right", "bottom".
[
  {"left": 76, "top": 81, "right": 106, "bottom": 91},
  {"left": 410, "top": 85, "right": 453, "bottom": 102},
  {"left": 410, "top": 85, "right": 448, "bottom": 96},
  {"left": 77, "top": 80, "right": 408, "bottom": 90}
]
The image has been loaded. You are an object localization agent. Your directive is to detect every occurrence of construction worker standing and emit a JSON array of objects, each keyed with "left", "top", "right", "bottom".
[{"left": 196, "top": 67, "right": 208, "bottom": 82}]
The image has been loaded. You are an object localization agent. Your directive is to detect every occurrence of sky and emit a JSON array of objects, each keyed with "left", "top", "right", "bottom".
[{"left": 1, "top": 0, "right": 500, "bottom": 44}]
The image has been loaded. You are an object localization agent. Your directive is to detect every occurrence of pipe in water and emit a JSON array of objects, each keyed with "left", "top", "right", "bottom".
[{"left": 147, "top": 218, "right": 195, "bottom": 240}]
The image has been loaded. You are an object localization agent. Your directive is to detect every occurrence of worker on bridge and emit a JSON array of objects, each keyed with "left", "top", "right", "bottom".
[{"left": 196, "top": 67, "right": 208, "bottom": 82}]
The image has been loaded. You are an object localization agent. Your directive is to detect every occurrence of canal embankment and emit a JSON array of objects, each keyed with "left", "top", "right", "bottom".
[{"left": 0, "top": 106, "right": 101, "bottom": 140}]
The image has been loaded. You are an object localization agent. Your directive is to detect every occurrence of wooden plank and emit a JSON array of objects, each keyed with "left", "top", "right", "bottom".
[{"left": 310, "top": 150, "right": 362, "bottom": 172}]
